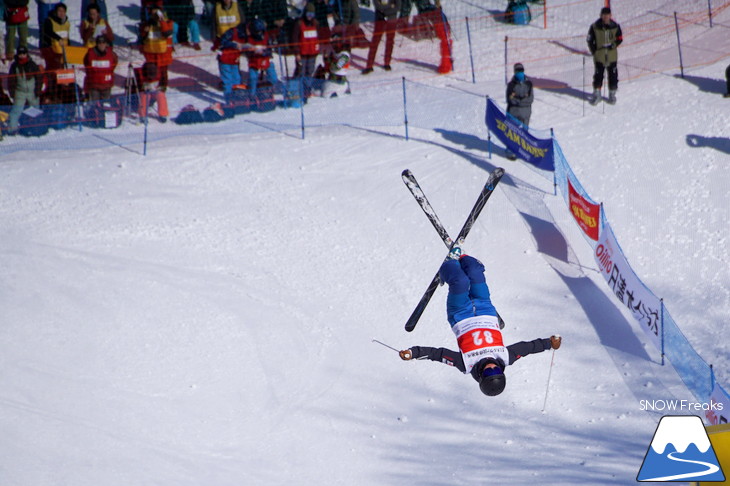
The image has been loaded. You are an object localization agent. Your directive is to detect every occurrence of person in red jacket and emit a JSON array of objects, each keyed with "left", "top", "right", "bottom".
[
  {"left": 211, "top": 22, "right": 246, "bottom": 103},
  {"left": 292, "top": 4, "right": 319, "bottom": 82},
  {"left": 135, "top": 61, "right": 168, "bottom": 122},
  {"left": 139, "top": 5, "right": 173, "bottom": 90},
  {"left": 83, "top": 35, "right": 118, "bottom": 101},
  {"left": 245, "top": 18, "right": 277, "bottom": 96}
]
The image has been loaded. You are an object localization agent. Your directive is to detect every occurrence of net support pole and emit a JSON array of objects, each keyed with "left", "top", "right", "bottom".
[
  {"left": 708, "top": 0, "right": 713, "bottom": 27},
  {"left": 299, "top": 76, "right": 305, "bottom": 140},
  {"left": 402, "top": 76, "right": 409, "bottom": 141},
  {"left": 674, "top": 12, "right": 685, "bottom": 78},
  {"left": 465, "top": 17, "right": 476, "bottom": 84},
  {"left": 504, "top": 36, "right": 509, "bottom": 86}
]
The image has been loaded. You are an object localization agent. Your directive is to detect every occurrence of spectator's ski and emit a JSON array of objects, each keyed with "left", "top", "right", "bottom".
[
  {"left": 403, "top": 167, "right": 505, "bottom": 333},
  {"left": 402, "top": 168, "right": 506, "bottom": 330}
]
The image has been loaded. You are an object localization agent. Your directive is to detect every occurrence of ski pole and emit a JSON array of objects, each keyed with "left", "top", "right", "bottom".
[
  {"left": 372, "top": 339, "right": 400, "bottom": 353},
  {"left": 541, "top": 341, "right": 558, "bottom": 413}
]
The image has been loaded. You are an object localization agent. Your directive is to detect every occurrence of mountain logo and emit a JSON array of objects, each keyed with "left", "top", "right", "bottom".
[{"left": 637, "top": 415, "right": 726, "bottom": 482}]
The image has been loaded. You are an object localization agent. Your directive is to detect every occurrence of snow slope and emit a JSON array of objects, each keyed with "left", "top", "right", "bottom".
[{"left": 1, "top": 2, "right": 729, "bottom": 485}]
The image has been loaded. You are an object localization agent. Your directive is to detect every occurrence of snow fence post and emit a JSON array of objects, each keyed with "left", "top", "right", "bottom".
[
  {"left": 708, "top": 0, "right": 713, "bottom": 27},
  {"left": 582, "top": 56, "right": 586, "bottom": 117},
  {"left": 402, "top": 77, "right": 409, "bottom": 141},
  {"left": 711, "top": 364, "right": 715, "bottom": 394},
  {"left": 466, "top": 17, "right": 476, "bottom": 84},
  {"left": 143, "top": 98, "right": 149, "bottom": 156},
  {"left": 660, "top": 298, "right": 665, "bottom": 366},
  {"left": 543, "top": 0, "right": 547, "bottom": 30},
  {"left": 673, "top": 12, "right": 685, "bottom": 78},
  {"left": 486, "top": 95, "right": 492, "bottom": 159},
  {"left": 551, "top": 128, "right": 556, "bottom": 196},
  {"left": 299, "top": 76, "right": 305, "bottom": 140},
  {"left": 73, "top": 66, "right": 84, "bottom": 132},
  {"left": 503, "top": 36, "right": 508, "bottom": 86}
]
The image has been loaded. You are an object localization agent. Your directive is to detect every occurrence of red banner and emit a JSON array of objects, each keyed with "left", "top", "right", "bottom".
[{"left": 568, "top": 178, "right": 600, "bottom": 241}]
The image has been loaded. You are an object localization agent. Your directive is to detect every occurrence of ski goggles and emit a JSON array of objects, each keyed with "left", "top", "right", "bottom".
[{"left": 481, "top": 366, "right": 504, "bottom": 379}]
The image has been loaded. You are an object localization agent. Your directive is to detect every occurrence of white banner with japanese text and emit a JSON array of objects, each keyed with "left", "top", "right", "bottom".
[{"left": 594, "top": 221, "right": 662, "bottom": 350}]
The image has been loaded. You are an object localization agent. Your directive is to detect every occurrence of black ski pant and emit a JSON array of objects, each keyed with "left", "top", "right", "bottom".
[{"left": 593, "top": 61, "right": 618, "bottom": 91}]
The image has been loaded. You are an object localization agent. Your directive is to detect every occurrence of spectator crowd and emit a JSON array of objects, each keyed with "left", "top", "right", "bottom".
[{"left": 0, "top": 1, "right": 727, "bottom": 137}]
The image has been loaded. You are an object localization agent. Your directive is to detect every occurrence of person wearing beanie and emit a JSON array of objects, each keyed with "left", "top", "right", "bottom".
[
  {"left": 506, "top": 62, "right": 533, "bottom": 127},
  {"left": 7, "top": 46, "right": 42, "bottom": 133},
  {"left": 399, "top": 250, "right": 562, "bottom": 397},
  {"left": 587, "top": 7, "right": 623, "bottom": 105}
]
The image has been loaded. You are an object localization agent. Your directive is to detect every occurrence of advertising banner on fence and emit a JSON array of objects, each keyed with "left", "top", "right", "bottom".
[
  {"left": 485, "top": 98, "right": 554, "bottom": 171},
  {"left": 707, "top": 383, "right": 730, "bottom": 425},
  {"left": 594, "top": 222, "right": 662, "bottom": 349},
  {"left": 568, "top": 178, "right": 601, "bottom": 241}
]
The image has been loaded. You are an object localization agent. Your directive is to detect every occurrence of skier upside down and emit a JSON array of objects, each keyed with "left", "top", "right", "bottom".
[{"left": 399, "top": 251, "right": 562, "bottom": 396}]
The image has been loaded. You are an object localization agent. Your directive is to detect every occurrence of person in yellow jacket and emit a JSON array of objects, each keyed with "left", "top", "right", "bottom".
[
  {"left": 41, "top": 2, "right": 70, "bottom": 70},
  {"left": 80, "top": 4, "right": 114, "bottom": 47},
  {"left": 214, "top": 0, "right": 241, "bottom": 39},
  {"left": 139, "top": 5, "right": 174, "bottom": 89}
]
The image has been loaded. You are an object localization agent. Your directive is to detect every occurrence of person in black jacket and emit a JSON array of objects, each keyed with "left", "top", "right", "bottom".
[
  {"left": 725, "top": 64, "right": 730, "bottom": 98},
  {"left": 506, "top": 62, "right": 533, "bottom": 126},
  {"left": 399, "top": 251, "right": 561, "bottom": 397},
  {"left": 587, "top": 7, "right": 622, "bottom": 105}
]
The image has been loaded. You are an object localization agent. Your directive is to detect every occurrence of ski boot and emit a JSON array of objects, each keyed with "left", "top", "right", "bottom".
[
  {"left": 607, "top": 90, "right": 617, "bottom": 105},
  {"left": 447, "top": 245, "right": 464, "bottom": 260},
  {"left": 588, "top": 89, "right": 601, "bottom": 105}
]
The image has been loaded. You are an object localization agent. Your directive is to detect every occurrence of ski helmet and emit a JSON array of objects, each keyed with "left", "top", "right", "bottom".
[{"left": 478, "top": 358, "right": 506, "bottom": 396}]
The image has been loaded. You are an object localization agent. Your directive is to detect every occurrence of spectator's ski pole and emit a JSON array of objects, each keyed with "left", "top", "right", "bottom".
[
  {"left": 541, "top": 347, "right": 557, "bottom": 413},
  {"left": 372, "top": 339, "right": 399, "bottom": 353},
  {"left": 582, "top": 56, "right": 586, "bottom": 117}
]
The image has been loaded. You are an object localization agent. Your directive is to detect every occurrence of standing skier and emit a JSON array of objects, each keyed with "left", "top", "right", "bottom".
[
  {"left": 399, "top": 251, "right": 561, "bottom": 396},
  {"left": 587, "top": 7, "right": 622, "bottom": 105}
]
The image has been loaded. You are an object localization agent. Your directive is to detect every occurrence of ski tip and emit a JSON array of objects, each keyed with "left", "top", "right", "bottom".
[{"left": 401, "top": 169, "right": 412, "bottom": 177}]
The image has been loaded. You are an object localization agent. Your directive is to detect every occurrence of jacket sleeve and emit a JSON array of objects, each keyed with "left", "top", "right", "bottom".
[
  {"left": 409, "top": 346, "right": 466, "bottom": 373},
  {"left": 43, "top": 18, "right": 62, "bottom": 43},
  {"left": 586, "top": 23, "right": 596, "bottom": 54},
  {"left": 506, "top": 338, "right": 552, "bottom": 365},
  {"left": 615, "top": 23, "right": 623, "bottom": 47},
  {"left": 520, "top": 80, "right": 534, "bottom": 107}
]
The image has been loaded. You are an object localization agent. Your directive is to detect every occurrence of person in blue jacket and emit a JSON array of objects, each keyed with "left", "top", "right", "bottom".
[{"left": 400, "top": 250, "right": 561, "bottom": 396}]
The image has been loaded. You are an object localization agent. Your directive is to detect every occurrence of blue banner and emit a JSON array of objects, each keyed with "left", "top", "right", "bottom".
[{"left": 485, "top": 98, "right": 554, "bottom": 171}]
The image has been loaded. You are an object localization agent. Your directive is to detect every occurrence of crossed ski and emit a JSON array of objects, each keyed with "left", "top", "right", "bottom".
[{"left": 401, "top": 168, "right": 505, "bottom": 332}]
